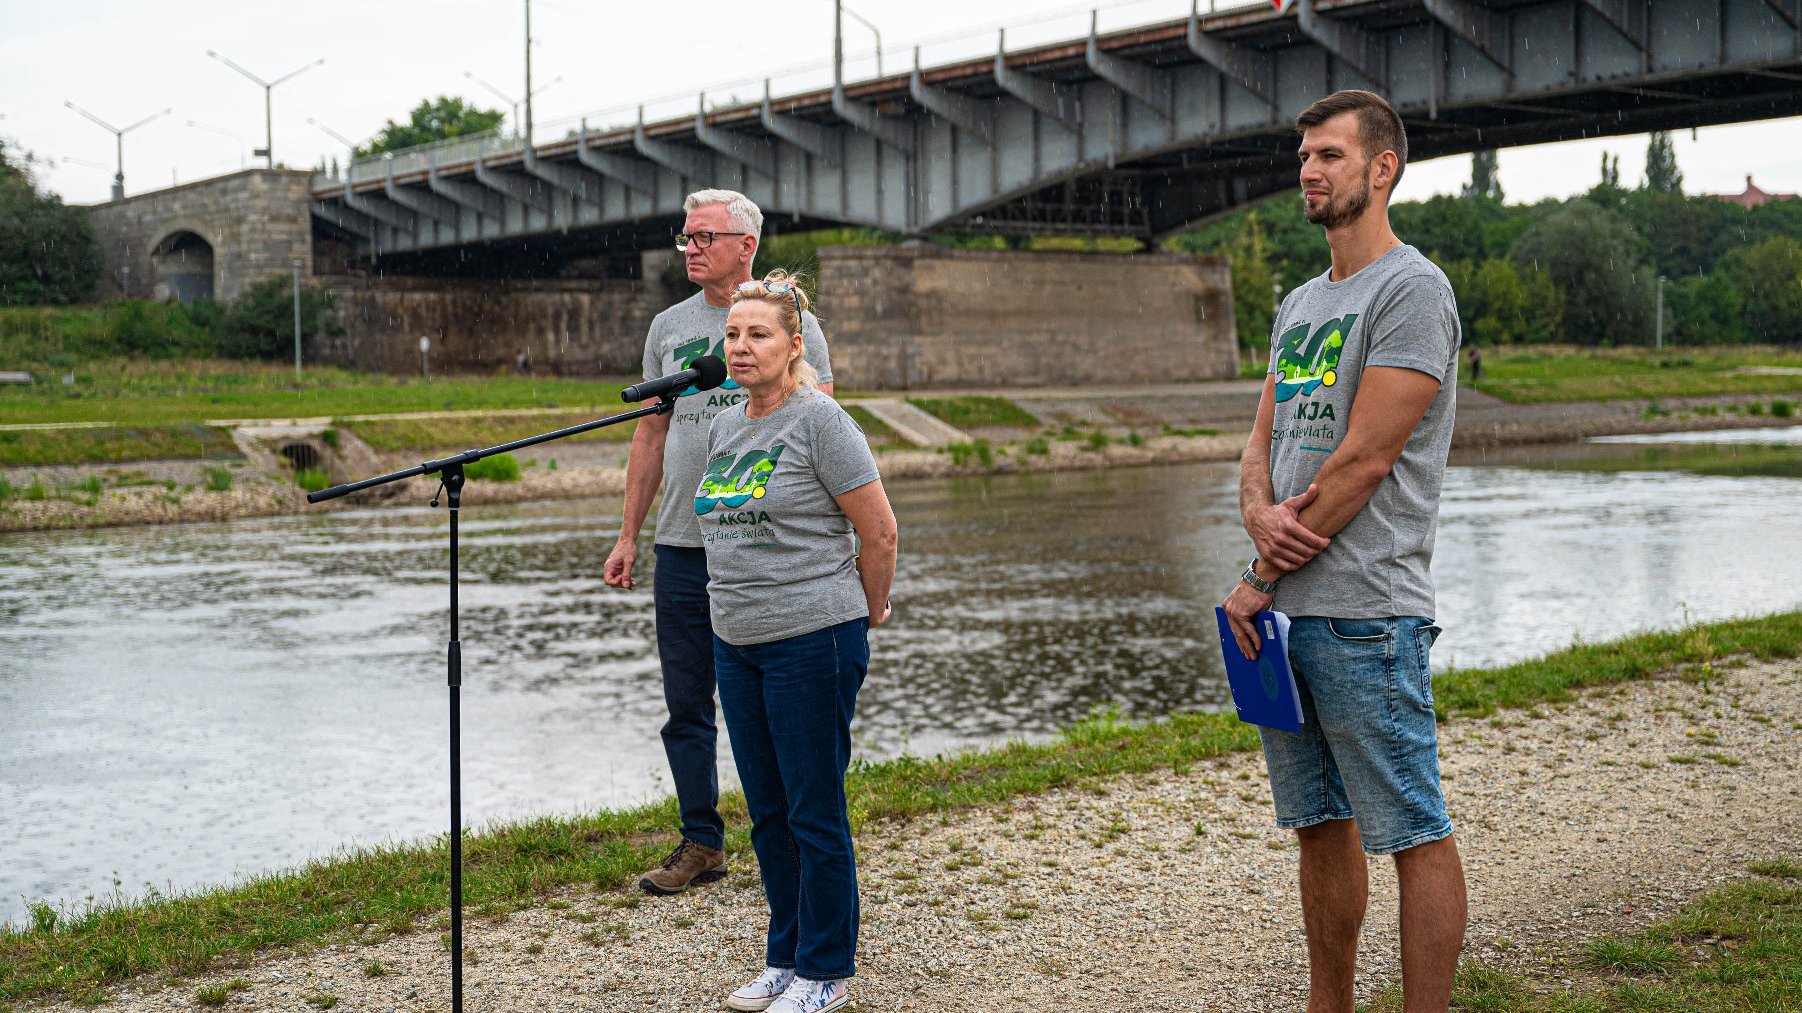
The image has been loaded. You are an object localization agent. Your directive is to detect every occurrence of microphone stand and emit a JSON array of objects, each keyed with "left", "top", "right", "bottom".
[{"left": 305, "top": 393, "right": 679, "bottom": 1013}]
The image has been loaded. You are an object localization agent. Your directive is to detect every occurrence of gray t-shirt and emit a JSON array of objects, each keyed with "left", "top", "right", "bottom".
[
  {"left": 643, "top": 290, "right": 833, "bottom": 548},
  {"left": 698, "top": 389, "right": 880, "bottom": 646},
  {"left": 1264, "top": 244, "right": 1460, "bottom": 619}
]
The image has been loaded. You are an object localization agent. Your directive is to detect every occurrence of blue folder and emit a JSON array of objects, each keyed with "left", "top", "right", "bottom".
[{"left": 1214, "top": 607, "right": 1305, "bottom": 733}]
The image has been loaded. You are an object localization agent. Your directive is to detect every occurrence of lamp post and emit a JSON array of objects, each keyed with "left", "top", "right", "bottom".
[
  {"left": 463, "top": 70, "right": 562, "bottom": 139},
  {"left": 840, "top": 5, "right": 884, "bottom": 75},
  {"left": 1655, "top": 275, "right": 1667, "bottom": 353},
  {"left": 186, "top": 119, "right": 248, "bottom": 167},
  {"left": 206, "top": 50, "right": 324, "bottom": 168},
  {"left": 63, "top": 101, "right": 171, "bottom": 200},
  {"left": 293, "top": 259, "right": 305, "bottom": 380},
  {"left": 306, "top": 117, "right": 365, "bottom": 170}
]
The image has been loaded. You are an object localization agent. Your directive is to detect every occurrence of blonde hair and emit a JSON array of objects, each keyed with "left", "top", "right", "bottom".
[{"left": 730, "top": 269, "right": 818, "bottom": 388}]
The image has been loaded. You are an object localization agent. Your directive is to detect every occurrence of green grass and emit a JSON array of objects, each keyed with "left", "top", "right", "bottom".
[
  {"left": 2, "top": 612, "right": 1798, "bottom": 1004},
  {"left": 0, "top": 359, "right": 627, "bottom": 428},
  {"left": 349, "top": 412, "right": 638, "bottom": 454},
  {"left": 1530, "top": 443, "right": 1802, "bottom": 481},
  {"left": 1362, "top": 860, "right": 1802, "bottom": 1012},
  {"left": 460, "top": 453, "right": 520, "bottom": 483},
  {"left": 842, "top": 405, "right": 901, "bottom": 446},
  {"left": 945, "top": 439, "right": 995, "bottom": 467},
  {"left": 0, "top": 425, "right": 239, "bottom": 468},
  {"left": 906, "top": 395, "right": 1041, "bottom": 429},
  {"left": 1475, "top": 345, "right": 1802, "bottom": 404}
]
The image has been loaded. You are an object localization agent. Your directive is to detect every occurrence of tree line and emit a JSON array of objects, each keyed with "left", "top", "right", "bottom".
[{"left": 1170, "top": 132, "right": 1802, "bottom": 349}]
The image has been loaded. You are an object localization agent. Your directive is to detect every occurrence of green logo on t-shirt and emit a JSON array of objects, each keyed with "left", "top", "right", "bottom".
[
  {"left": 673, "top": 335, "right": 741, "bottom": 393},
  {"left": 694, "top": 445, "right": 785, "bottom": 516},
  {"left": 1273, "top": 313, "right": 1357, "bottom": 403}
]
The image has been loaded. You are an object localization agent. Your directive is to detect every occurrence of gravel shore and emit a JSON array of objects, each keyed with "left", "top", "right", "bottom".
[{"left": 43, "top": 656, "right": 1801, "bottom": 1013}]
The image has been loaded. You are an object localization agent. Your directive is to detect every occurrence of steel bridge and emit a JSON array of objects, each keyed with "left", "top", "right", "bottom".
[{"left": 311, "top": 0, "right": 1802, "bottom": 269}]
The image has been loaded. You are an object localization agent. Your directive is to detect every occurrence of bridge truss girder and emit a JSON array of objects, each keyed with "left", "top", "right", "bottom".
[{"left": 313, "top": 0, "right": 1802, "bottom": 266}]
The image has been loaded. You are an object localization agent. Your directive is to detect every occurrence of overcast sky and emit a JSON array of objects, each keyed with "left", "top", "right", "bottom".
[{"left": 4, "top": 0, "right": 1798, "bottom": 209}]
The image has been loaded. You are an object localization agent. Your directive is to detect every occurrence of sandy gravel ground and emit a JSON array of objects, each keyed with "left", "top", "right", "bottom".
[{"left": 41, "top": 657, "right": 1801, "bottom": 1013}]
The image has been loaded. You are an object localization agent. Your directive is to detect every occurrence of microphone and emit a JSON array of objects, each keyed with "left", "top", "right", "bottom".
[{"left": 621, "top": 354, "right": 727, "bottom": 402}]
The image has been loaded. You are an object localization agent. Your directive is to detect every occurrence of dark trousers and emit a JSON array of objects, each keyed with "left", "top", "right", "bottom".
[
  {"left": 715, "top": 618, "right": 869, "bottom": 981},
  {"left": 652, "top": 544, "right": 725, "bottom": 851}
]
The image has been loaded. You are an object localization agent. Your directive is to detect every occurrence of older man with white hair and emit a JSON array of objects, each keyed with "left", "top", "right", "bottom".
[{"left": 604, "top": 189, "right": 834, "bottom": 895}]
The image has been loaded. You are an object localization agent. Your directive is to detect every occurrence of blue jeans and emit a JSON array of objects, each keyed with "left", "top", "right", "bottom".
[
  {"left": 1258, "top": 616, "right": 1453, "bottom": 856},
  {"left": 715, "top": 618, "right": 869, "bottom": 981},
  {"left": 652, "top": 544, "right": 725, "bottom": 852}
]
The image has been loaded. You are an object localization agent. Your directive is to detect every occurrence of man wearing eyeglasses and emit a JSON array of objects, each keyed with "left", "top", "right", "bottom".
[{"left": 604, "top": 188, "right": 834, "bottom": 896}]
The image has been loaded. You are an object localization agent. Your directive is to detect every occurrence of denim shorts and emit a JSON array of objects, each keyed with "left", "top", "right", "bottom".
[{"left": 1257, "top": 615, "right": 1454, "bottom": 855}]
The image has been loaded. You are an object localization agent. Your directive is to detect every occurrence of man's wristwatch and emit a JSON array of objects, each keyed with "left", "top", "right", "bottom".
[{"left": 1240, "top": 559, "right": 1279, "bottom": 595}]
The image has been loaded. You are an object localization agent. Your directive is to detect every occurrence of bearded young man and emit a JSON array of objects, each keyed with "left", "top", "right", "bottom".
[
  {"left": 1219, "top": 89, "right": 1466, "bottom": 1013},
  {"left": 603, "top": 189, "right": 833, "bottom": 896}
]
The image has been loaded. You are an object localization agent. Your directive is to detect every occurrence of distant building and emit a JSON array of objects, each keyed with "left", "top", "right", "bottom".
[{"left": 1713, "top": 175, "right": 1798, "bottom": 209}]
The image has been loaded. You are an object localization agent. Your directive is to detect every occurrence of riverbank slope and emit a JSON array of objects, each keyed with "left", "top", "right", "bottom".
[{"left": 4, "top": 383, "right": 1798, "bottom": 534}]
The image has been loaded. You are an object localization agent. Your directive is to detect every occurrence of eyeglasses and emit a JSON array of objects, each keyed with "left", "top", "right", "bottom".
[
  {"left": 736, "top": 278, "right": 804, "bottom": 320},
  {"left": 674, "top": 230, "right": 748, "bottom": 251}
]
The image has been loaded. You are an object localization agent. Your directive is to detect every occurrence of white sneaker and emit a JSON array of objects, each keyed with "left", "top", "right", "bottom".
[
  {"left": 768, "top": 976, "right": 848, "bottom": 1013},
  {"left": 726, "top": 967, "right": 796, "bottom": 1011}
]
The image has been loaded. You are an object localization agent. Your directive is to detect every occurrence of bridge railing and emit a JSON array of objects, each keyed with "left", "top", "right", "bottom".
[
  {"left": 317, "top": 0, "right": 1269, "bottom": 192},
  {"left": 314, "top": 128, "right": 526, "bottom": 189}
]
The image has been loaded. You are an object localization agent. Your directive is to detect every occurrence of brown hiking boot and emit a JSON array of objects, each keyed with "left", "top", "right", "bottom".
[{"left": 638, "top": 839, "right": 728, "bottom": 895}]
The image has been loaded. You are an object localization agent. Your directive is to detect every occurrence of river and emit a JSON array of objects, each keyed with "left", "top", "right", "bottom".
[{"left": 3, "top": 429, "right": 1800, "bottom": 927}]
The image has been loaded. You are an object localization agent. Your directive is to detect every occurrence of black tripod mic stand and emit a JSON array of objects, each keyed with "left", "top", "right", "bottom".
[{"left": 304, "top": 393, "right": 678, "bottom": 1013}]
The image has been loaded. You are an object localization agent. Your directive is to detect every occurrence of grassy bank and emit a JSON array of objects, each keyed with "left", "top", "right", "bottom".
[
  {"left": 3, "top": 611, "right": 1798, "bottom": 1006},
  {"left": 0, "top": 425, "right": 238, "bottom": 469},
  {"left": 1475, "top": 345, "right": 1802, "bottom": 404},
  {"left": 0, "top": 360, "right": 627, "bottom": 428},
  {"left": 1365, "top": 859, "right": 1802, "bottom": 1013}
]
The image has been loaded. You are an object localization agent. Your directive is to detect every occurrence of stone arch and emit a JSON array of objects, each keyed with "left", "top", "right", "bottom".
[{"left": 149, "top": 227, "right": 217, "bottom": 303}]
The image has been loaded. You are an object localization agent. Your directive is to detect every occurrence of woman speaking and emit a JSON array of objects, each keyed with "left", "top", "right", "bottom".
[{"left": 697, "top": 271, "right": 897, "bottom": 1013}]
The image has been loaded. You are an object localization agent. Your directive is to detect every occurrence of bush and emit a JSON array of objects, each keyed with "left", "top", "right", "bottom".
[
  {"left": 1667, "top": 272, "right": 1746, "bottom": 344},
  {"left": 0, "top": 139, "right": 103, "bottom": 305},
  {"left": 1773, "top": 399, "right": 1794, "bottom": 419},
  {"left": 462, "top": 453, "right": 520, "bottom": 482},
  {"left": 944, "top": 440, "right": 994, "bottom": 467},
  {"left": 205, "top": 466, "right": 233, "bottom": 492},
  {"left": 1510, "top": 200, "right": 1652, "bottom": 345},
  {"left": 215, "top": 276, "right": 341, "bottom": 359},
  {"left": 294, "top": 467, "right": 331, "bottom": 492},
  {"left": 1721, "top": 236, "right": 1802, "bottom": 345}
]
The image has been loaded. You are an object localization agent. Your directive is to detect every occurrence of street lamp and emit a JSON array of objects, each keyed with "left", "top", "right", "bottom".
[
  {"left": 292, "top": 259, "right": 305, "bottom": 380},
  {"left": 63, "top": 101, "right": 172, "bottom": 200},
  {"left": 306, "top": 117, "right": 367, "bottom": 171},
  {"left": 206, "top": 50, "right": 325, "bottom": 169},
  {"left": 463, "top": 70, "right": 562, "bottom": 138},
  {"left": 841, "top": 5, "right": 884, "bottom": 75},
  {"left": 1655, "top": 275, "right": 1667, "bottom": 353},
  {"left": 186, "top": 119, "right": 247, "bottom": 168}
]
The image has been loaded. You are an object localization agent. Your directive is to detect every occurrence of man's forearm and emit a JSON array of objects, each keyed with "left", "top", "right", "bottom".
[
  {"left": 1239, "top": 436, "right": 1276, "bottom": 527},
  {"left": 1294, "top": 446, "right": 1389, "bottom": 541}
]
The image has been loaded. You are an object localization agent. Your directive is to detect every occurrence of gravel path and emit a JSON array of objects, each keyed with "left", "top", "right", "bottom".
[{"left": 46, "top": 657, "right": 1801, "bottom": 1013}]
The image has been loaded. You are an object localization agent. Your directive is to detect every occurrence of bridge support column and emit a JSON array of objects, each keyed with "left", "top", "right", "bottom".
[{"left": 816, "top": 245, "right": 1238, "bottom": 390}]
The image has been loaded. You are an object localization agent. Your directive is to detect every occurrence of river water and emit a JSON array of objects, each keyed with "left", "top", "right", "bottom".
[{"left": 4, "top": 431, "right": 1801, "bottom": 926}]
